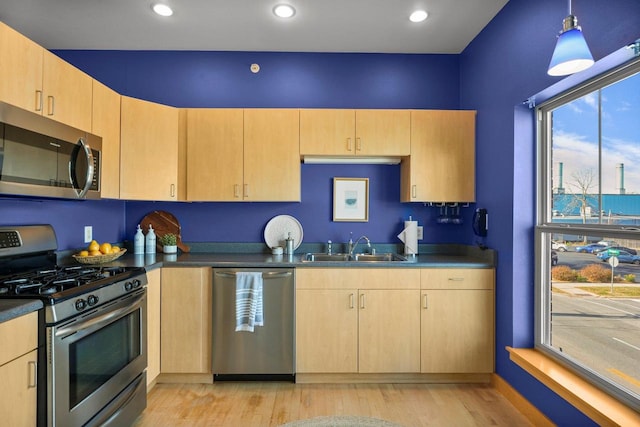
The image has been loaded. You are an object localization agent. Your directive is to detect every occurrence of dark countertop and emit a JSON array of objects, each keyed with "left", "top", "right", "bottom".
[
  {"left": 0, "top": 299, "right": 43, "bottom": 323},
  {"left": 97, "top": 243, "right": 496, "bottom": 271}
]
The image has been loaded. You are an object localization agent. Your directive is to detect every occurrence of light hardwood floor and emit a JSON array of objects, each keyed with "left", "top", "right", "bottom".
[{"left": 134, "top": 382, "right": 533, "bottom": 426}]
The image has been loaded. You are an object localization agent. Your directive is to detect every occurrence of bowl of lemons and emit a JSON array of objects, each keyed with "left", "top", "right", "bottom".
[{"left": 73, "top": 240, "right": 127, "bottom": 264}]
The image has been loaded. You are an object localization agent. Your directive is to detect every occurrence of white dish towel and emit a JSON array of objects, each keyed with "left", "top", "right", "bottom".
[{"left": 235, "top": 272, "right": 264, "bottom": 332}]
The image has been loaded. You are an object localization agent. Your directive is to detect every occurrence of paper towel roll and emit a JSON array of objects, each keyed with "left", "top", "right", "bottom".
[{"left": 397, "top": 220, "right": 418, "bottom": 255}]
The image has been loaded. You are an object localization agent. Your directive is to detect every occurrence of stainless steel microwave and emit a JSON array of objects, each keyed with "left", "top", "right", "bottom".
[{"left": 0, "top": 102, "right": 101, "bottom": 199}]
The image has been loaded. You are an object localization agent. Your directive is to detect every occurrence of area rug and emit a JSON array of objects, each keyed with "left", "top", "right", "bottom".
[{"left": 280, "top": 415, "right": 405, "bottom": 426}]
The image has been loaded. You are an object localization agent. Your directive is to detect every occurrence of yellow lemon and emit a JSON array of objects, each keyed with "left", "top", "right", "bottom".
[
  {"left": 88, "top": 240, "right": 99, "bottom": 252},
  {"left": 99, "top": 242, "right": 112, "bottom": 254},
  {"left": 78, "top": 250, "right": 89, "bottom": 257},
  {"left": 89, "top": 250, "right": 102, "bottom": 256},
  {"left": 111, "top": 245, "right": 121, "bottom": 253}
]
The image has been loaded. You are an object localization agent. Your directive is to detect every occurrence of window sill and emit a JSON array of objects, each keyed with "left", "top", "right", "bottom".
[{"left": 507, "top": 347, "right": 640, "bottom": 426}]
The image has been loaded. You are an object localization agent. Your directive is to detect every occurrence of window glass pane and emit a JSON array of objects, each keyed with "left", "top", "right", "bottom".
[
  {"left": 551, "top": 71, "right": 640, "bottom": 224},
  {"left": 546, "top": 233, "right": 640, "bottom": 400}
]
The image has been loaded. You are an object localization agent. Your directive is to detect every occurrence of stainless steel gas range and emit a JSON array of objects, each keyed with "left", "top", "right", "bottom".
[{"left": 0, "top": 225, "right": 148, "bottom": 427}]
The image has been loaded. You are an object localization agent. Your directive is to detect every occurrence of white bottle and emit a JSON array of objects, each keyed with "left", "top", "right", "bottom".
[
  {"left": 145, "top": 224, "right": 156, "bottom": 253},
  {"left": 134, "top": 224, "right": 145, "bottom": 254}
]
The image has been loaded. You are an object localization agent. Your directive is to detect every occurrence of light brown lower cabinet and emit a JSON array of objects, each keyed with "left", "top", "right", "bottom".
[
  {"left": 146, "top": 268, "right": 161, "bottom": 387},
  {"left": 296, "top": 268, "right": 495, "bottom": 376},
  {"left": 420, "top": 268, "right": 495, "bottom": 373},
  {"left": 296, "top": 268, "right": 421, "bottom": 374},
  {"left": 160, "top": 267, "right": 212, "bottom": 374},
  {"left": 0, "top": 311, "right": 38, "bottom": 427}
]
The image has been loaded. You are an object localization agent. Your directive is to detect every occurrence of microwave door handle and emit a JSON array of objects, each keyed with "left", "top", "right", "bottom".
[{"left": 69, "top": 137, "right": 94, "bottom": 198}]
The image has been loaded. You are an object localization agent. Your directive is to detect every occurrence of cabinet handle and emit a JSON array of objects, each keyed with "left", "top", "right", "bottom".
[
  {"left": 28, "top": 361, "right": 37, "bottom": 388},
  {"left": 244, "top": 184, "right": 249, "bottom": 198},
  {"left": 360, "top": 293, "right": 365, "bottom": 309},
  {"left": 349, "top": 293, "right": 354, "bottom": 309},
  {"left": 35, "top": 90, "right": 43, "bottom": 112},
  {"left": 448, "top": 278, "right": 465, "bottom": 282},
  {"left": 347, "top": 138, "right": 353, "bottom": 152},
  {"left": 47, "top": 95, "right": 55, "bottom": 116},
  {"left": 356, "top": 137, "right": 362, "bottom": 152},
  {"left": 170, "top": 184, "right": 175, "bottom": 197},
  {"left": 412, "top": 185, "right": 417, "bottom": 198},
  {"left": 423, "top": 294, "right": 428, "bottom": 309}
]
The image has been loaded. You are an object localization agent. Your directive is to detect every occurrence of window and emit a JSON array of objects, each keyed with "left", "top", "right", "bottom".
[{"left": 536, "top": 58, "right": 640, "bottom": 410}]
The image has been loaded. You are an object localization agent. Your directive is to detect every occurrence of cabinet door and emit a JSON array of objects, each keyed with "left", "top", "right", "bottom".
[
  {"left": 243, "top": 109, "right": 300, "bottom": 201},
  {"left": 120, "top": 96, "right": 179, "bottom": 201},
  {"left": 355, "top": 110, "right": 410, "bottom": 156},
  {"left": 42, "top": 50, "right": 93, "bottom": 131},
  {"left": 146, "top": 268, "right": 161, "bottom": 387},
  {"left": 358, "top": 289, "right": 420, "bottom": 373},
  {"left": 161, "top": 267, "right": 212, "bottom": 374},
  {"left": 0, "top": 349, "right": 38, "bottom": 427},
  {"left": 421, "top": 289, "right": 494, "bottom": 373},
  {"left": 92, "top": 81, "right": 121, "bottom": 199},
  {"left": 0, "top": 22, "right": 43, "bottom": 114},
  {"left": 300, "top": 109, "right": 356, "bottom": 155},
  {"left": 402, "top": 110, "right": 476, "bottom": 202},
  {"left": 186, "top": 109, "right": 244, "bottom": 201},
  {"left": 296, "top": 289, "right": 358, "bottom": 373}
]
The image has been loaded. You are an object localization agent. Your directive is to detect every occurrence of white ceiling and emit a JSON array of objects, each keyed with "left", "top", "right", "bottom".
[{"left": 0, "top": 0, "right": 508, "bottom": 54}]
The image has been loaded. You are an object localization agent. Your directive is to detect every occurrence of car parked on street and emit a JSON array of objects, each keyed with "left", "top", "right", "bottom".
[
  {"left": 593, "top": 245, "right": 638, "bottom": 255},
  {"left": 575, "top": 243, "right": 606, "bottom": 253},
  {"left": 597, "top": 249, "right": 640, "bottom": 264},
  {"left": 552, "top": 241, "right": 568, "bottom": 251}
]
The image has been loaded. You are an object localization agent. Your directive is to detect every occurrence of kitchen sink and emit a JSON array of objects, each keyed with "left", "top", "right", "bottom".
[
  {"left": 301, "top": 253, "right": 408, "bottom": 262},
  {"left": 351, "top": 253, "right": 407, "bottom": 262}
]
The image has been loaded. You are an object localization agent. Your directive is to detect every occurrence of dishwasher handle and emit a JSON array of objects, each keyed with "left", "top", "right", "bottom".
[{"left": 214, "top": 270, "right": 292, "bottom": 279}]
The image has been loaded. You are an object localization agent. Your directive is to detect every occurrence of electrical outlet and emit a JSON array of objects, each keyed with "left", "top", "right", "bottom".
[
  {"left": 417, "top": 226, "right": 423, "bottom": 240},
  {"left": 84, "top": 226, "right": 93, "bottom": 243}
]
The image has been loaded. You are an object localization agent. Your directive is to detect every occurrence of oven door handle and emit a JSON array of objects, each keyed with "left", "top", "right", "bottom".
[{"left": 55, "top": 293, "right": 144, "bottom": 338}]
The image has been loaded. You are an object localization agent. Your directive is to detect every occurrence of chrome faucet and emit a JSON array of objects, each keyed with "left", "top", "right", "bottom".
[
  {"left": 349, "top": 235, "right": 371, "bottom": 256},
  {"left": 327, "top": 240, "right": 332, "bottom": 255}
]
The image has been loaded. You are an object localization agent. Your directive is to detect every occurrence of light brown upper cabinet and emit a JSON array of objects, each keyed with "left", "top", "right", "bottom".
[
  {"left": 300, "top": 109, "right": 410, "bottom": 157},
  {"left": 92, "top": 81, "right": 121, "bottom": 199},
  {"left": 185, "top": 109, "right": 244, "bottom": 201},
  {"left": 120, "top": 96, "right": 180, "bottom": 201},
  {"left": 401, "top": 110, "right": 476, "bottom": 203},
  {"left": 186, "top": 109, "right": 300, "bottom": 202},
  {"left": 244, "top": 109, "right": 300, "bottom": 201},
  {"left": 0, "top": 22, "right": 92, "bottom": 131}
]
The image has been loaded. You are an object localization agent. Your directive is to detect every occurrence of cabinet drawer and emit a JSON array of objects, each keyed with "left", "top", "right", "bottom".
[
  {"left": 296, "top": 268, "right": 420, "bottom": 290},
  {"left": 421, "top": 268, "right": 494, "bottom": 290},
  {"left": 0, "top": 311, "right": 38, "bottom": 366}
]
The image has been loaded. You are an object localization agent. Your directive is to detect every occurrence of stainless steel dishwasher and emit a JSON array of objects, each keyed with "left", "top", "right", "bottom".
[{"left": 212, "top": 268, "right": 295, "bottom": 381}]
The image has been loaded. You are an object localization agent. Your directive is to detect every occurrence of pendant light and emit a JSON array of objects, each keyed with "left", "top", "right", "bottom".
[{"left": 547, "top": 0, "right": 594, "bottom": 76}]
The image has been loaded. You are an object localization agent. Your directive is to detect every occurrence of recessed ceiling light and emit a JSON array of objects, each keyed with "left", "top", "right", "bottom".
[
  {"left": 273, "top": 4, "right": 296, "bottom": 18},
  {"left": 409, "top": 10, "right": 428, "bottom": 23},
  {"left": 152, "top": 3, "right": 173, "bottom": 17}
]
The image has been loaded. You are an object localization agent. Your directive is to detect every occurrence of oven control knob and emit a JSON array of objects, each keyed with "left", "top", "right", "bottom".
[
  {"left": 87, "top": 295, "right": 99, "bottom": 306},
  {"left": 124, "top": 281, "right": 133, "bottom": 291},
  {"left": 75, "top": 298, "right": 87, "bottom": 311},
  {"left": 132, "top": 279, "right": 141, "bottom": 289}
]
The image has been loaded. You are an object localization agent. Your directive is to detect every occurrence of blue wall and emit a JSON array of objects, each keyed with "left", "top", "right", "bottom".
[
  {"left": 3, "top": 1, "right": 640, "bottom": 424},
  {"left": 460, "top": 0, "right": 640, "bottom": 425}
]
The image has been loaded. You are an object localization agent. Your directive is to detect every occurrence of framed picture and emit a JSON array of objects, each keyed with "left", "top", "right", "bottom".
[{"left": 333, "top": 177, "right": 369, "bottom": 222}]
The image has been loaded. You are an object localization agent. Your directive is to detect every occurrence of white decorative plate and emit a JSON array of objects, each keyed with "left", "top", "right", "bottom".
[{"left": 264, "top": 215, "right": 303, "bottom": 250}]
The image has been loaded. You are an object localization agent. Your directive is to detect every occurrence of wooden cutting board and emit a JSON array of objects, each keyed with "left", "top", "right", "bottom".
[{"left": 140, "top": 210, "right": 190, "bottom": 252}]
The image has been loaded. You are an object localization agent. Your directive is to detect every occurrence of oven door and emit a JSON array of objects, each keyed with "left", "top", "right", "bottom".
[{"left": 48, "top": 289, "right": 147, "bottom": 427}]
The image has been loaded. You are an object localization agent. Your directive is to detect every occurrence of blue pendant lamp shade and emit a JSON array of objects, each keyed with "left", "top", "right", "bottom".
[{"left": 548, "top": 14, "right": 594, "bottom": 76}]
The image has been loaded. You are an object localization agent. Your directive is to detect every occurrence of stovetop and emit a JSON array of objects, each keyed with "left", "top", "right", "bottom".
[
  {"left": 0, "top": 265, "right": 145, "bottom": 300},
  {"left": 0, "top": 224, "right": 148, "bottom": 324}
]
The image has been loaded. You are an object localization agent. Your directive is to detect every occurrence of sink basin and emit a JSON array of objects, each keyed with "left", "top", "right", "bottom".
[
  {"left": 352, "top": 253, "right": 407, "bottom": 262},
  {"left": 301, "top": 253, "right": 408, "bottom": 262},
  {"left": 302, "top": 253, "right": 351, "bottom": 262}
]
